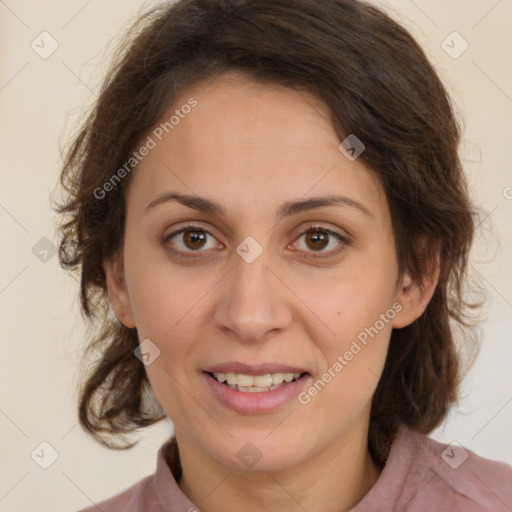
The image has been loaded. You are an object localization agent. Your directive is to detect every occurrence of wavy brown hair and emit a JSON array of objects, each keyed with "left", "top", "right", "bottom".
[{"left": 55, "top": 0, "right": 486, "bottom": 465}]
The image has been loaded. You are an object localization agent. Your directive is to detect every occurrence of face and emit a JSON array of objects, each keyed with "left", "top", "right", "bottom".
[{"left": 106, "top": 71, "right": 435, "bottom": 473}]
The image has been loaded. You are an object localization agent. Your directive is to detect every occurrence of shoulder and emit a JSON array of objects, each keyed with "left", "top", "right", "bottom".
[
  {"left": 72, "top": 474, "right": 158, "bottom": 512},
  {"left": 69, "top": 435, "right": 185, "bottom": 512},
  {"left": 408, "top": 428, "right": 512, "bottom": 511}
]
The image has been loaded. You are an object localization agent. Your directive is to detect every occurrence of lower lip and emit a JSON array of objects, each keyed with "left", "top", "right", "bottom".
[{"left": 203, "top": 372, "right": 312, "bottom": 414}]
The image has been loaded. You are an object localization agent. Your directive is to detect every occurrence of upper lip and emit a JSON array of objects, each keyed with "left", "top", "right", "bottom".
[{"left": 204, "top": 362, "right": 309, "bottom": 375}]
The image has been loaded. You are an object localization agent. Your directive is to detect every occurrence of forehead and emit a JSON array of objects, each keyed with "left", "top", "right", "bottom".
[{"left": 128, "top": 71, "right": 388, "bottom": 222}]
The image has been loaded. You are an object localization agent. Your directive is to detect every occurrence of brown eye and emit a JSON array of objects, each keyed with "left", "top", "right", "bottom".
[
  {"left": 182, "top": 229, "right": 208, "bottom": 250},
  {"left": 292, "top": 226, "right": 349, "bottom": 260},
  {"left": 163, "top": 223, "right": 349, "bottom": 261},
  {"left": 304, "top": 230, "right": 329, "bottom": 251},
  {"left": 164, "top": 224, "right": 220, "bottom": 257}
]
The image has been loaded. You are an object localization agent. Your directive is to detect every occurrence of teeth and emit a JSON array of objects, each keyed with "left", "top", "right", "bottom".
[{"left": 212, "top": 371, "right": 302, "bottom": 390}]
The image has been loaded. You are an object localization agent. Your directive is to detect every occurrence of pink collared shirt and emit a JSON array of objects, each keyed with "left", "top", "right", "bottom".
[{"left": 74, "top": 425, "right": 512, "bottom": 511}]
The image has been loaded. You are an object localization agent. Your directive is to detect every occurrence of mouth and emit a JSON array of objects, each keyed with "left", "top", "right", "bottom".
[{"left": 204, "top": 371, "right": 309, "bottom": 393}]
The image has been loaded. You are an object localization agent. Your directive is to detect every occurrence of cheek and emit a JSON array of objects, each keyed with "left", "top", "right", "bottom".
[
  {"left": 124, "top": 237, "right": 210, "bottom": 338},
  {"left": 126, "top": 257, "right": 211, "bottom": 423},
  {"left": 301, "top": 281, "right": 394, "bottom": 429},
  {"left": 296, "top": 257, "right": 397, "bottom": 400},
  {"left": 297, "top": 258, "right": 397, "bottom": 346}
]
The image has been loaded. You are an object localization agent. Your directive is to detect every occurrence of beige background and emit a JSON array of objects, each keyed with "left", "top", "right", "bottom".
[{"left": 1, "top": 1, "right": 511, "bottom": 511}]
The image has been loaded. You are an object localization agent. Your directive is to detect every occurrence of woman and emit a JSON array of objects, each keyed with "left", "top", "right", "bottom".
[{"left": 56, "top": 0, "right": 512, "bottom": 510}]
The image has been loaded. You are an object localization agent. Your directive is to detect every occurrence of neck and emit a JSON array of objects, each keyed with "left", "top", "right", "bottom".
[{"left": 176, "top": 421, "right": 381, "bottom": 512}]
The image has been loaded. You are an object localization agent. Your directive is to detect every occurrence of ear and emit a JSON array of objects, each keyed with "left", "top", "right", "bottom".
[
  {"left": 104, "top": 254, "right": 136, "bottom": 329},
  {"left": 391, "top": 239, "right": 441, "bottom": 329}
]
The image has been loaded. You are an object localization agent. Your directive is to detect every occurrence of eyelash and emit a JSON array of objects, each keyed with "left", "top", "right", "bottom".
[{"left": 162, "top": 222, "right": 350, "bottom": 261}]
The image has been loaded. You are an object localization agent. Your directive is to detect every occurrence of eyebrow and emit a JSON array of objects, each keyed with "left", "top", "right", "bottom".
[{"left": 144, "top": 192, "right": 373, "bottom": 220}]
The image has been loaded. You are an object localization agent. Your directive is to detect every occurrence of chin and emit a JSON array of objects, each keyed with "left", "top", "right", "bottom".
[{"left": 207, "top": 432, "right": 307, "bottom": 473}]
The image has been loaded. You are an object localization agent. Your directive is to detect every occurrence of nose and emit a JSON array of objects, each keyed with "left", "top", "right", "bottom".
[{"left": 213, "top": 247, "right": 293, "bottom": 343}]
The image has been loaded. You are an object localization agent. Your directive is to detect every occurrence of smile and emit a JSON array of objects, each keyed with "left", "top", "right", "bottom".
[
  {"left": 210, "top": 371, "right": 304, "bottom": 392},
  {"left": 203, "top": 371, "right": 312, "bottom": 414}
]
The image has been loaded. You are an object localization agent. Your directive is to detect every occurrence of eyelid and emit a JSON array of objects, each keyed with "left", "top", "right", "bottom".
[
  {"left": 162, "top": 222, "right": 223, "bottom": 256},
  {"left": 163, "top": 221, "right": 221, "bottom": 240},
  {"left": 292, "top": 221, "right": 352, "bottom": 243},
  {"left": 288, "top": 223, "right": 350, "bottom": 260}
]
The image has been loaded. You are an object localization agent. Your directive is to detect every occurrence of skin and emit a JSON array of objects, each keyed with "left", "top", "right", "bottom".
[{"left": 105, "top": 71, "right": 439, "bottom": 512}]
